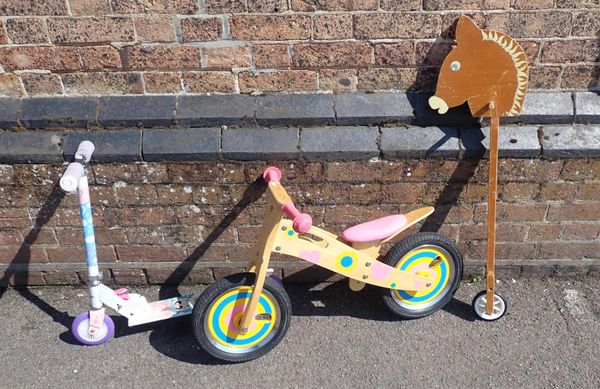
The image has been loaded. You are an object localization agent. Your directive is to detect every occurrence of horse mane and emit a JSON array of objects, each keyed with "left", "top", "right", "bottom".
[{"left": 480, "top": 30, "right": 529, "bottom": 116}]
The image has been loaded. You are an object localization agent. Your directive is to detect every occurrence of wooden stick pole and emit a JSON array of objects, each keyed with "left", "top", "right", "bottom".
[{"left": 486, "top": 109, "right": 500, "bottom": 315}]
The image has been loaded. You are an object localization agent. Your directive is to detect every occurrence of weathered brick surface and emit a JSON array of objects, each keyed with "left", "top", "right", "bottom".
[
  {"left": 144, "top": 72, "right": 182, "bottom": 93},
  {"left": 230, "top": 15, "right": 311, "bottom": 40},
  {"left": 21, "top": 73, "right": 63, "bottom": 96},
  {"left": 47, "top": 17, "right": 135, "bottom": 44},
  {"left": 203, "top": 47, "right": 251, "bottom": 69},
  {"left": 0, "top": 0, "right": 68, "bottom": 16},
  {"left": 239, "top": 70, "right": 317, "bottom": 93},
  {"left": 78, "top": 46, "right": 121, "bottom": 71},
  {"left": 184, "top": 71, "right": 235, "bottom": 93},
  {"left": 110, "top": 0, "right": 197, "bottom": 14},
  {"left": 124, "top": 45, "right": 200, "bottom": 70},
  {"left": 253, "top": 44, "right": 291, "bottom": 69},
  {"left": 5, "top": 18, "right": 48, "bottom": 44},
  {"left": 134, "top": 16, "right": 176, "bottom": 42},
  {"left": 70, "top": 0, "right": 111, "bottom": 16},
  {"left": 293, "top": 43, "right": 372, "bottom": 68},
  {"left": 313, "top": 14, "right": 353, "bottom": 40},
  {"left": 62, "top": 72, "right": 144, "bottom": 95},
  {"left": 180, "top": 17, "right": 222, "bottom": 42}
]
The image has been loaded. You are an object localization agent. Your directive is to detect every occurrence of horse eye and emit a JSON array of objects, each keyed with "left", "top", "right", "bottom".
[{"left": 450, "top": 61, "right": 461, "bottom": 71}]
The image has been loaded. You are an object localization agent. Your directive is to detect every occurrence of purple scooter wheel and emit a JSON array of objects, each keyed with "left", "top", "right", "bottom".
[{"left": 72, "top": 312, "right": 115, "bottom": 346}]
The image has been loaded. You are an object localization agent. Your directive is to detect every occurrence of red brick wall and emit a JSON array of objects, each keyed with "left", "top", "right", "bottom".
[
  {"left": 2, "top": 159, "right": 600, "bottom": 286},
  {"left": 0, "top": 1, "right": 598, "bottom": 97}
]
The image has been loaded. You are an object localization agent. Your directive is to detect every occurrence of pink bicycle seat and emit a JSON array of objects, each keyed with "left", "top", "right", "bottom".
[{"left": 342, "top": 214, "right": 408, "bottom": 243}]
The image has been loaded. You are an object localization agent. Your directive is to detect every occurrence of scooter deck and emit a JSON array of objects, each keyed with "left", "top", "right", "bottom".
[{"left": 128, "top": 295, "right": 194, "bottom": 327}]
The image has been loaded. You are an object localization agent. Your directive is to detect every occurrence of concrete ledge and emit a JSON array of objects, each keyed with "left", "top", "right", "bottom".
[
  {"left": 461, "top": 125, "right": 541, "bottom": 158},
  {"left": 541, "top": 125, "right": 600, "bottom": 158},
  {"left": 143, "top": 127, "right": 220, "bottom": 162},
  {"left": 576, "top": 92, "right": 600, "bottom": 124},
  {"left": 1, "top": 91, "right": 597, "bottom": 130},
  {"left": 0, "top": 130, "right": 63, "bottom": 163},
  {"left": 64, "top": 130, "right": 143, "bottom": 162},
  {"left": 176, "top": 95, "right": 255, "bottom": 127},
  {"left": 223, "top": 128, "right": 299, "bottom": 160},
  {"left": 381, "top": 127, "right": 459, "bottom": 159},
  {"left": 302, "top": 126, "right": 379, "bottom": 160}
]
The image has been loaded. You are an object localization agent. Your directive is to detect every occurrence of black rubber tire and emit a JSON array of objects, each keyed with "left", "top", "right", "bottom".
[
  {"left": 192, "top": 272, "right": 292, "bottom": 363},
  {"left": 381, "top": 232, "right": 463, "bottom": 319},
  {"left": 471, "top": 290, "right": 507, "bottom": 321}
]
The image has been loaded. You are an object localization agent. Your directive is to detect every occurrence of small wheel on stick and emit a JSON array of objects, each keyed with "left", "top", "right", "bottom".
[{"left": 471, "top": 290, "right": 507, "bottom": 321}]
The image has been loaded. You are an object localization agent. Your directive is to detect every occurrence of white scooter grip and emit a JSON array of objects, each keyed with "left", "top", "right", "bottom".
[
  {"left": 75, "top": 140, "right": 95, "bottom": 163},
  {"left": 60, "top": 162, "right": 85, "bottom": 192}
]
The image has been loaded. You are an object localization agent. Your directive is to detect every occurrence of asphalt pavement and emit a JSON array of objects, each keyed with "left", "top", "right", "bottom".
[{"left": 1, "top": 277, "right": 599, "bottom": 388}]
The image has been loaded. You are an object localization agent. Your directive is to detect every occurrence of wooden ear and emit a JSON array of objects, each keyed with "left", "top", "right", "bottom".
[{"left": 455, "top": 16, "right": 482, "bottom": 44}]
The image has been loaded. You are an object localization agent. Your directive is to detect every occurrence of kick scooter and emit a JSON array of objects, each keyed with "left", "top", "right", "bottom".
[
  {"left": 192, "top": 167, "right": 463, "bottom": 362},
  {"left": 60, "top": 141, "right": 194, "bottom": 345}
]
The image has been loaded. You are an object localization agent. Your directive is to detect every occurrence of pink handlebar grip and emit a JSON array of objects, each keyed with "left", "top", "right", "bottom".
[
  {"left": 60, "top": 162, "right": 85, "bottom": 192},
  {"left": 263, "top": 166, "right": 282, "bottom": 183},
  {"left": 75, "top": 140, "right": 95, "bottom": 163},
  {"left": 282, "top": 202, "right": 313, "bottom": 233}
]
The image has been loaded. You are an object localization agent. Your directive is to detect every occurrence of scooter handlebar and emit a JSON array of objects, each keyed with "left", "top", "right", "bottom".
[
  {"left": 60, "top": 162, "right": 85, "bottom": 193},
  {"left": 263, "top": 166, "right": 282, "bottom": 183},
  {"left": 282, "top": 202, "right": 313, "bottom": 233},
  {"left": 75, "top": 140, "right": 95, "bottom": 163}
]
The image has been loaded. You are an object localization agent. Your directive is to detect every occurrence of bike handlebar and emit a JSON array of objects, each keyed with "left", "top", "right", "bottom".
[
  {"left": 60, "top": 141, "right": 95, "bottom": 192},
  {"left": 263, "top": 166, "right": 313, "bottom": 233}
]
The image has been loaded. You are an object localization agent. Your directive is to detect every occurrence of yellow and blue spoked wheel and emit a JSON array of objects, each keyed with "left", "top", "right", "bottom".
[
  {"left": 205, "top": 286, "right": 279, "bottom": 353},
  {"left": 193, "top": 273, "right": 291, "bottom": 363},
  {"left": 382, "top": 233, "right": 462, "bottom": 319}
]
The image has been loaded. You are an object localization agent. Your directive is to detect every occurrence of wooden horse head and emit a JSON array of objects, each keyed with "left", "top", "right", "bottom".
[{"left": 428, "top": 16, "right": 529, "bottom": 118}]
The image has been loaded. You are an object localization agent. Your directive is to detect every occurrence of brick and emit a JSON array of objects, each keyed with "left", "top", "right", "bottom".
[
  {"left": 70, "top": 0, "right": 111, "bottom": 15},
  {"left": 336, "top": 93, "right": 413, "bottom": 125},
  {"left": 424, "top": 0, "right": 482, "bottom": 9},
  {"left": 43, "top": 270, "right": 81, "bottom": 285},
  {"left": 180, "top": 17, "right": 222, "bottom": 42},
  {"left": 313, "top": 14, "right": 353, "bottom": 40},
  {"left": 20, "top": 73, "right": 62, "bottom": 96},
  {"left": 0, "top": 46, "right": 81, "bottom": 72},
  {"left": 318, "top": 69, "right": 357, "bottom": 92},
  {"left": 230, "top": 15, "right": 311, "bottom": 40},
  {"left": 558, "top": 160, "right": 594, "bottom": 182},
  {"left": 500, "top": 182, "right": 539, "bottom": 202},
  {"left": 213, "top": 267, "right": 246, "bottom": 279},
  {"left": 460, "top": 223, "right": 527, "bottom": 242},
  {"left": 204, "top": 47, "right": 251, "bottom": 69},
  {"left": 5, "top": 18, "right": 48, "bottom": 44},
  {"left": 6, "top": 272, "right": 46, "bottom": 286},
  {"left": 239, "top": 70, "right": 317, "bottom": 93},
  {"left": 547, "top": 204, "right": 600, "bottom": 222},
  {"left": 291, "top": 0, "right": 377, "bottom": 11},
  {"left": 539, "top": 182, "right": 577, "bottom": 201},
  {"left": 354, "top": 14, "right": 441, "bottom": 39},
  {"left": 527, "top": 224, "right": 562, "bottom": 241},
  {"left": 105, "top": 207, "right": 177, "bottom": 226},
  {"left": 0, "top": 245, "right": 46, "bottom": 263},
  {"left": 572, "top": 12, "right": 600, "bottom": 36},
  {"left": 146, "top": 268, "right": 213, "bottom": 285},
  {"left": 48, "top": 17, "right": 134, "bottom": 44},
  {"left": 110, "top": 0, "right": 197, "bottom": 14},
  {"left": 134, "top": 16, "right": 176, "bottom": 42},
  {"left": 98, "top": 95, "right": 175, "bottom": 127},
  {"left": 143, "top": 128, "right": 221, "bottom": 161},
  {"left": 144, "top": 72, "right": 182, "bottom": 93},
  {"left": 78, "top": 45, "right": 121, "bottom": 71},
  {"left": 111, "top": 269, "right": 147, "bottom": 285},
  {"left": 253, "top": 44, "right": 290, "bottom": 69},
  {"left": 184, "top": 71, "right": 235, "bottom": 93},
  {"left": 124, "top": 45, "right": 200, "bottom": 70},
  {"left": 155, "top": 185, "right": 194, "bottom": 205},
  {"left": 176, "top": 95, "right": 255, "bottom": 127},
  {"left": 380, "top": 0, "right": 421, "bottom": 10},
  {"left": 0, "top": 230, "right": 22, "bottom": 245},
  {"left": 557, "top": 0, "right": 600, "bottom": 8},
  {"left": 124, "top": 226, "right": 203, "bottom": 245},
  {"left": 0, "top": 0, "right": 68, "bottom": 16},
  {"left": 541, "top": 40, "right": 599, "bottom": 63},
  {"left": 223, "top": 128, "right": 299, "bottom": 160},
  {"left": 498, "top": 160, "right": 562, "bottom": 183},
  {"left": 415, "top": 42, "right": 454, "bottom": 67},
  {"left": 562, "top": 66, "right": 600, "bottom": 90},
  {"left": 382, "top": 183, "right": 424, "bottom": 204},
  {"left": 512, "top": 0, "right": 554, "bottom": 8},
  {"left": 248, "top": 0, "right": 288, "bottom": 12},
  {"left": 62, "top": 72, "right": 144, "bottom": 95},
  {"left": 541, "top": 125, "right": 600, "bottom": 158},
  {"left": 358, "top": 68, "right": 419, "bottom": 91},
  {"left": 0, "top": 23, "right": 7, "bottom": 44},
  {"left": 486, "top": 12, "right": 572, "bottom": 38},
  {"left": 575, "top": 93, "right": 600, "bottom": 124},
  {"left": 0, "top": 130, "right": 63, "bottom": 164},
  {"left": 64, "top": 129, "right": 142, "bottom": 163},
  {"left": 302, "top": 127, "right": 378, "bottom": 160},
  {"left": 538, "top": 242, "right": 600, "bottom": 259},
  {"left": 528, "top": 66, "right": 561, "bottom": 89},
  {"left": 375, "top": 43, "right": 415, "bottom": 67},
  {"left": 55, "top": 227, "right": 126, "bottom": 245},
  {"left": 293, "top": 42, "right": 372, "bottom": 68},
  {"left": 46, "top": 246, "right": 116, "bottom": 262},
  {"left": 22, "top": 97, "right": 97, "bottom": 128},
  {"left": 92, "top": 164, "right": 168, "bottom": 185},
  {"left": 562, "top": 224, "right": 600, "bottom": 241},
  {"left": 256, "top": 94, "right": 334, "bottom": 126},
  {"left": 206, "top": 0, "right": 246, "bottom": 13},
  {"left": 578, "top": 182, "right": 600, "bottom": 201},
  {"left": 474, "top": 204, "right": 546, "bottom": 223},
  {"left": 0, "top": 74, "right": 25, "bottom": 98}
]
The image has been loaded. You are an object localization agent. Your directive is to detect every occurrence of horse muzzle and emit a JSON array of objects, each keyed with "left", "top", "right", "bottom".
[{"left": 428, "top": 96, "right": 449, "bottom": 114}]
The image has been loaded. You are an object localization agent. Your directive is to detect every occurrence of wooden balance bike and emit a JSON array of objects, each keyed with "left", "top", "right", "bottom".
[{"left": 192, "top": 167, "right": 463, "bottom": 362}]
